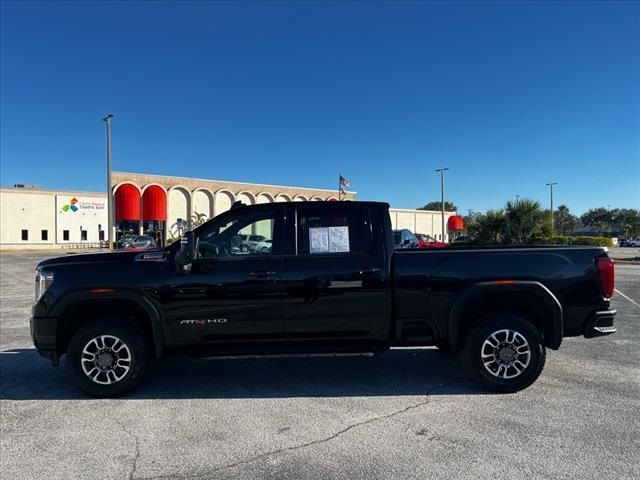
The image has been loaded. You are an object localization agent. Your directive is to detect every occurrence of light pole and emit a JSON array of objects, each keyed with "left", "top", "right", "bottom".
[
  {"left": 515, "top": 194, "right": 520, "bottom": 203},
  {"left": 102, "top": 114, "right": 114, "bottom": 250},
  {"left": 546, "top": 182, "right": 557, "bottom": 231},
  {"left": 436, "top": 168, "right": 449, "bottom": 242}
]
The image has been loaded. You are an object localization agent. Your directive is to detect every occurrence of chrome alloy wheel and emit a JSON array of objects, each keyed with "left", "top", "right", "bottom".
[
  {"left": 80, "top": 335, "right": 132, "bottom": 385},
  {"left": 481, "top": 329, "right": 531, "bottom": 379}
]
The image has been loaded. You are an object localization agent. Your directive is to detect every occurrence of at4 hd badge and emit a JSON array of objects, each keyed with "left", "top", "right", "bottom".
[{"left": 180, "top": 318, "right": 228, "bottom": 325}]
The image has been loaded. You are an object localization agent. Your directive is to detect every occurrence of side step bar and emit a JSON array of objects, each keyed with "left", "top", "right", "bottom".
[{"left": 196, "top": 352, "right": 377, "bottom": 360}]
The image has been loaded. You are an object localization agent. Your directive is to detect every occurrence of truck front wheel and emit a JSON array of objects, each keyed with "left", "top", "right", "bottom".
[
  {"left": 66, "top": 318, "right": 151, "bottom": 397},
  {"left": 460, "top": 313, "right": 545, "bottom": 393}
]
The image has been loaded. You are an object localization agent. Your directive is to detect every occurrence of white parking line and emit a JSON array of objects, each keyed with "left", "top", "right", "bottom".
[{"left": 615, "top": 289, "right": 640, "bottom": 309}]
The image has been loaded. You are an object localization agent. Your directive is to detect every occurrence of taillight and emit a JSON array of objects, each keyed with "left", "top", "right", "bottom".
[{"left": 596, "top": 257, "right": 614, "bottom": 300}]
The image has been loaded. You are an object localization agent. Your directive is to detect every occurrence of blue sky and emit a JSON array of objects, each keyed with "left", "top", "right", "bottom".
[{"left": 1, "top": 1, "right": 638, "bottom": 214}]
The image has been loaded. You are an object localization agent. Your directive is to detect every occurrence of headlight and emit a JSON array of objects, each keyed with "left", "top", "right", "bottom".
[{"left": 35, "top": 270, "right": 54, "bottom": 301}]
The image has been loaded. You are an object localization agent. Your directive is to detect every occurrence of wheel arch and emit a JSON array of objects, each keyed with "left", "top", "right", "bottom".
[
  {"left": 51, "top": 290, "right": 165, "bottom": 358},
  {"left": 448, "top": 281, "right": 563, "bottom": 352}
]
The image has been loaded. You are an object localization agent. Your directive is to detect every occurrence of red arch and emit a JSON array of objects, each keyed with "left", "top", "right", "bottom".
[
  {"left": 114, "top": 184, "right": 140, "bottom": 221},
  {"left": 447, "top": 215, "right": 464, "bottom": 231},
  {"left": 142, "top": 185, "right": 167, "bottom": 221}
]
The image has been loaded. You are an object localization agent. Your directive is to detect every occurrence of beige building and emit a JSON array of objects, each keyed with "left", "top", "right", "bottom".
[
  {"left": 0, "top": 187, "right": 107, "bottom": 248},
  {"left": 389, "top": 208, "right": 455, "bottom": 242},
  {"left": 0, "top": 171, "right": 454, "bottom": 249}
]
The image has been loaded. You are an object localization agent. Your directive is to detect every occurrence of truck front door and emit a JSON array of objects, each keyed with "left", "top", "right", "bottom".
[{"left": 163, "top": 204, "right": 286, "bottom": 347}]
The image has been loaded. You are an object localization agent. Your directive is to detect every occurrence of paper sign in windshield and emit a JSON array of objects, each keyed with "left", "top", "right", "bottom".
[
  {"left": 309, "top": 227, "right": 329, "bottom": 253},
  {"left": 328, "top": 226, "right": 349, "bottom": 253},
  {"left": 309, "top": 226, "right": 350, "bottom": 253}
]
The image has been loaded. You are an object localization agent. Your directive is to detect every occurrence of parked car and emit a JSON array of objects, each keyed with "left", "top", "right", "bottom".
[
  {"left": 254, "top": 238, "right": 272, "bottom": 253},
  {"left": 116, "top": 234, "right": 136, "bottom": 249},
  {"left": 32, "top": 201, "right": 616, "bottom": 397},
  {"left": 451, "top": 235, "right": 473, "bottom": 245},
  {"left": 120, "top": 235, "right": 158, "bottom": 250},
  {"left": 237, "top": 234, "right": 268, "bottom": 252},
  {"left": 415, "top": 233, "right": 447, "bottom": 249},
  {"left": 626, "top": 237, "right": 640, "bottom": 247},
  {"left": 393, "top": 229, "right": 418, "bottom": 249}
]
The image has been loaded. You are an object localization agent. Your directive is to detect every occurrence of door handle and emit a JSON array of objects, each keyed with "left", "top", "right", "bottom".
[
  {"left": 249, "top": 271, "right": 278, "bottom": 279},
  {"left": 359, "top": 267, "right": 381, "bottom": 275}
]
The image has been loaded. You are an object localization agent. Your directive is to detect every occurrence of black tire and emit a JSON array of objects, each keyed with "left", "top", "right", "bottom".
[
  {"left": 66, "top": 318, "right": 151, "bottom": 397},
  {"left": 460, "top": 313, "right": 546, "bottom": 393}
]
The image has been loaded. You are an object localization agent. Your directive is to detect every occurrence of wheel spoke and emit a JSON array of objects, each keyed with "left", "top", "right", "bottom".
[
  {"left": 80, "top": 334, "right": 132, "bottom": 385},
  {"left": 487, "top": 334, "right": 500, "bottom": 348},
  {"left": 481, "top": 328, "right": 532, "bottom": 379}
]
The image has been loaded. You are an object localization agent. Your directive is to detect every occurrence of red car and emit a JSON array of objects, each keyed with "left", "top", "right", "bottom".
[{"left": 415, "top": 233, "right": 447, "bottom": 249}]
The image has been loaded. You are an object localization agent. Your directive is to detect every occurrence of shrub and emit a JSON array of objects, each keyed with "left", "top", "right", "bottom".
[{"left": 539, "top": 236, "right": 613, "bottom": 247}]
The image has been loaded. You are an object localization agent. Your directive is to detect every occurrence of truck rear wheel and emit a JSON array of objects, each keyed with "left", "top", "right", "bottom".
[
  {"left": 460, "top": 313, "right": 545, "bottom": 393},
  {"left": 66, "top": 318, "right": 151, "bottom": 397}
]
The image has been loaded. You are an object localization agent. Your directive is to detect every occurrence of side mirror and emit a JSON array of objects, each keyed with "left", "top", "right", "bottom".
[{"left": 175, "top": 231, "right": 194, "bottom": 274}]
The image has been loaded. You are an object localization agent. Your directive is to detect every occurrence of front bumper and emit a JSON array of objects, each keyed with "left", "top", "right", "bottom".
[
  {"left": 30, "top": 316, "right": 59, "bottom": 366},
  {"left": 584, "top": 310, "right": 617, "bottom": 338}
]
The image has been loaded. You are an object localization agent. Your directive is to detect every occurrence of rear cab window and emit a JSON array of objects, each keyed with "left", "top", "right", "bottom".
[{"left": 295, "top": 206, "right": 372, "bottom": 256}]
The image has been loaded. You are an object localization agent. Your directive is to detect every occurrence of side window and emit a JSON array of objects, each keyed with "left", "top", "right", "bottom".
[
  {"left": 297, "top": 209, "right": 370, "bottom": 255},
  {"left": 195, "top": 210, "right": 277, "bottom": 259}
]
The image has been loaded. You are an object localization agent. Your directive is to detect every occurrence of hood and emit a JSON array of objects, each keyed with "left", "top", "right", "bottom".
[{"left": 36, "top": 248, "right": 165, "bottom": 270}]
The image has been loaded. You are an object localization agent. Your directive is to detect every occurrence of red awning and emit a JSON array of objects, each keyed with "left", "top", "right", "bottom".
[
  {"left": 114, "top": 184, "right": 140, "bottom": 221},
  {"left": 447, "top": 215, "right": 464, "bottom": 231},
  {"left": 142, "top": 185, "right": 167, "bottom": 221}
]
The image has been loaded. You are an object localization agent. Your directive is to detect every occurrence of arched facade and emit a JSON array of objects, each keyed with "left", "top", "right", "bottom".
[
  {"left": 109, "top": 171, "right": 357, "bottom": 246},
  {"left": 167, "top": 186, "right": 191, "bottom": 240},
  {"left": 113, "top": 183, "right": 141, "bottom": 221},
  {"left": 275, "top": 194, "right": 291, "bottom": 203},
  {"left": 192, "top": 188, "right": 213, "bottom": 221},
  {"left": 256, "top": 192, "right": 275, "bottom": 204},
  {"left": 214, "top": 189, "right": 235, "bottom": 216},
  {"left": 235, "top": 191, "right": 255, "bottom": 206},
  {"left": 142, "top": 184, "right": 167, "bottom": 221}
]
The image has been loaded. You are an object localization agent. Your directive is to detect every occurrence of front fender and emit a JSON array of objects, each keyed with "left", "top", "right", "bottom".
[{"left": 50, "top": 289, "right": 166, "bottom": 358}]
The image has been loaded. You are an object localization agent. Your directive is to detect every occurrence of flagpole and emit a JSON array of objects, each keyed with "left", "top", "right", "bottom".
[{"left": 338, "top": 174, "right": 341, "bottom": 201}]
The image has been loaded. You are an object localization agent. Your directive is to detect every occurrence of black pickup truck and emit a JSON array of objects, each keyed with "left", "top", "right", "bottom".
[{"left": 31, "top": 201, "right": 616, "bottom": 397}]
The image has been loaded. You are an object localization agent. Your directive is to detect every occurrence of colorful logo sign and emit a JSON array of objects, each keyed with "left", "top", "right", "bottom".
[{"left": 61, "top": 198, "right": 79, "bottom": 213}]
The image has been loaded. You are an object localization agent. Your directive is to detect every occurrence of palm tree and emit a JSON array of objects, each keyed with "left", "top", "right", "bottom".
[
  {"left": 469, "top": 209, "right": 507, "bottom": 244},
  {"left": 554, "top": 205, "right": 578, "bottom": 236},
  {"left": 505, "top": 199, "right": 547, "bottom": 244}
]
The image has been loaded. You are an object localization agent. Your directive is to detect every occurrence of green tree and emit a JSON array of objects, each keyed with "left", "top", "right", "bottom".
[
  {"left": 418, "top": 201, "right": 457, "bottom": 212},
  {"left": 580, "top": 208, "right": 614, "bottom": 234},
  {"left": 468, "top": 209, "right": 507, "bottom": 244},
  {"left": 553, "top": 205, "right": 579, "bottom": 235},
  {"left": 612, "top": 209, "right": 640, "bottom": 237},
  {"left": 504, "top": 199, "right": 548, "bottom": 244}
]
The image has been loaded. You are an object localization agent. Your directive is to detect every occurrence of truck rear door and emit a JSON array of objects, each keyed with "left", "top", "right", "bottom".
[{"left": 280, "top": 203, "right": 389, "bottom": 343}]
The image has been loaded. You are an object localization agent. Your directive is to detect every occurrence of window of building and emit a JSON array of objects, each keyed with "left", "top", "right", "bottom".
[
  {"left": 41, "top": 230, "right": 48, "bottom": 241},
  {"left": 99, "top": 230, "right": 105, "bottom": 241},
  {"left": 81, "top": 230, "right": 88, "bottom": 241},
  {"left": 21, "top": 229, "right": 28, "bottom": 241},
  {"left": 296, "top": 208, "right": 371, "bottom": 255},
  {"left": 63, "top": 230, "right": 70, "bottom": 241}
]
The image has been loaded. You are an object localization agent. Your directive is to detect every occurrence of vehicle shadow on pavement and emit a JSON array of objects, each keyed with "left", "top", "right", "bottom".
[{"left": 0, "top": 347, "right": 487, "bottom": 400}]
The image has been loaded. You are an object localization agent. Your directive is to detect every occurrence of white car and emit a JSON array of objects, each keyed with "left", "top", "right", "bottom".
[
  {"left": 254, "top": 239, "right": 272, "bottom": 253},
  {"left": 627, "top": 237, "right": 640, "bottom": 247}
]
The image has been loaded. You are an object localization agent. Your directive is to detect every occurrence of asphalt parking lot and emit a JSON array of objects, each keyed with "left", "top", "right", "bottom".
[{"left": 1, "top": 251, "right": 639, "bottom": 480}]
